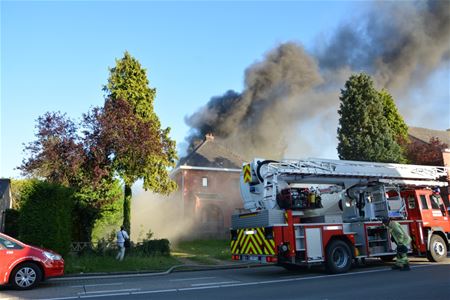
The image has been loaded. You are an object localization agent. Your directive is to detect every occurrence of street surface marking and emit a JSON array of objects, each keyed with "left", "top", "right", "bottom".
[
  {"left": 39, "top": 296, "right": 78, "bottom": 300},
  {"left": 178, "top": 285, "right": 222, "bottom": 291},
  {"left": 35, "top": 297, "right": 78, "bottom": 300},
  {"left": 136, "top": 264, "right": 439, "bottom": 295},
  {"left": 132, "top": 289, "right": 177, "bottom": 294},
  {"left": 78, "top": 288, "right": 140, "bottom": 295},
  {"left": 170, "top": 276, "right": 216, "bottom": 282},
  {"left": 191, "top": 281, "right": 240, "bottom": 287},
  {"left": 71, "top": 282, "right": 123, "bottom": 288},
  {"left": 80, "top": 292, "right": 130, "bottom": 298}
]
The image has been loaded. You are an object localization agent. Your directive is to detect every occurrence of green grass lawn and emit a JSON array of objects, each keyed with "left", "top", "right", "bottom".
[
  {"left": 172, "top": 239, "right": 231, "bottom": 264},
  {"left": 65, "top": 239, "right": 231, "bottom": 274},
  {"left": 64, "top": 253, "right": 180, "bottom": 274}
]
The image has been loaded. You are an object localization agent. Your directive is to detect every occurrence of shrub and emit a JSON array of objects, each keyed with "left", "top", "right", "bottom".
[
  {"left": 132, "top": 229, "right": 170, "bottom": 256},
  {"left": 18, "top": 180, "right": 73, "bottom": 256},
  {"left": 91, "top": 230, "right": 117, "bottom": 256},
  {"left": 135, "top": 239, "right": 170, "bottom": 256}
]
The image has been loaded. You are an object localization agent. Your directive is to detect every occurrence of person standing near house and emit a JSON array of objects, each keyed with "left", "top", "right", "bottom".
[
  {"left": 382, "top": 218, "right": 412, "bottom": 271},
  {"left": 116, "top": 226, "right": 129, "bottom": 261}
]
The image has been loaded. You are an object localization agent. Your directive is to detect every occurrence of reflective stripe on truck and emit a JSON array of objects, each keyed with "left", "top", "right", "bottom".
[{"left": 231, "top": 227, "right": 275, "bottom": 255}]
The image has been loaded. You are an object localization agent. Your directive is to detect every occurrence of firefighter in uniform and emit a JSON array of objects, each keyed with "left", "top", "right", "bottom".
[{"left": 382, "top": 218, "right": 411, "bottom": 271}]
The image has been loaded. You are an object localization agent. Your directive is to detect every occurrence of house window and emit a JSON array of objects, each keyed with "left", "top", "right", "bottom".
[{"left": 202, "top": 177, "right": 208, "bottom": 187}]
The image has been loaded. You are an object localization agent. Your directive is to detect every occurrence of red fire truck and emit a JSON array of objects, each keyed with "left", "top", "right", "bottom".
[{"left": 230, "top": 158, "right": 449, "bottom": 273}]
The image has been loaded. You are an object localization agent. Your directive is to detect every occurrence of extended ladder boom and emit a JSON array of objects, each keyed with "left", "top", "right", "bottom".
[
  {"left": 262, "top": 158, "right": 447, "bottom": 182},
  {"left": 241, "top": 157, "right": 448, "bottom": 211}
]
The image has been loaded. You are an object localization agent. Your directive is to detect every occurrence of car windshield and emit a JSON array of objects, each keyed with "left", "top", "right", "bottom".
[
  {"left": 0, "top": 234, "right": 25, "bottom": 249},
  {"left": 0, "top": 236, "right": 24, "bottom": 250}
]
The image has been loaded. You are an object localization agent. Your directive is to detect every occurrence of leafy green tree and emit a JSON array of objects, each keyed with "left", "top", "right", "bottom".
[
  {"left": 337, "top": 73, "right": 405, "bottom": 163},
  {"left": 102, "top": 52, "right": 177, "bottom": 233},
  {"left": 11, "top": 179, "right": 36, "bottom": 210},
  {"left": 91, "top": 182, "right": 124, "bottom": 243}
]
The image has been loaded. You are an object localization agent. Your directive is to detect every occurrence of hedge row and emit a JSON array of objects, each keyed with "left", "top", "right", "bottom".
[
  {"left": 5, "top": 180, "right": 170, "bottom": 257},
  {"left": 17, "top": 180, "right": 73, "bottom": 256}
]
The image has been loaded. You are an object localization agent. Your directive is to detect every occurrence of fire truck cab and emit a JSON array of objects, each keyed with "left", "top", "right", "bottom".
[
  {"left": 402, "top": 188, "right": 450, "bottom": 261},
  {"left": 230, "top": 158, "right": 449, "bottom": 273}
]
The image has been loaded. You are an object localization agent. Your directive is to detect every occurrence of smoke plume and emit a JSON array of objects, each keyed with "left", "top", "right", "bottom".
[
  {"left": 131, "top": 189, "right": 195, "bottom": 242},
  {"left": 186, "top": 44, "right": 324, "bottom": 158},
  {"left": 185, "top": 0, "right": 450, "bottom": 159},
  {"left": 318, "top": 0, "right": 450, "bottom": 90}
]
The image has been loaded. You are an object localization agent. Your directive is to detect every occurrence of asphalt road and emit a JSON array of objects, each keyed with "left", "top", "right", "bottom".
[{"left": 1, "top": 257, "right": 449, "bottom": 300}]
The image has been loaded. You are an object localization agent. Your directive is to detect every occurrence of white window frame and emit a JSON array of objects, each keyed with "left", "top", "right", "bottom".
[{"left": 202, "top": 177, "right": 208, "bottom": 187}]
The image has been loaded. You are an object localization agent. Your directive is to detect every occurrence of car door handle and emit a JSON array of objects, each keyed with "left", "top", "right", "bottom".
[{"left": 6, "top": 251, "right": 14, "bottom": 254}]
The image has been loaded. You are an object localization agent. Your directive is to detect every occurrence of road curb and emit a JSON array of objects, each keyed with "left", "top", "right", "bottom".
[
  {"left": 51, "top": 254, "right": 450, "bottom": 281},
  {"left": 49, "top": 262, "right": 269, "bottom": 281}
]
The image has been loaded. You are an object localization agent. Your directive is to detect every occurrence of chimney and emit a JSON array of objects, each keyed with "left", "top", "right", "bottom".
[{"left": 205, "top": 133, "right": 214, "bottom": 141}]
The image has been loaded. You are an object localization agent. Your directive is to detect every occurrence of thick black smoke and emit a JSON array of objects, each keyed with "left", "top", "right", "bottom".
[
  {"left": 318, "top": 0, "right": 450, "bottom": 89},
  {"left": 185, "top": 0, "right": 450, "bottom": 159},
  {"left": 185, "top": 44, "right": 323, "bottom": 158}
]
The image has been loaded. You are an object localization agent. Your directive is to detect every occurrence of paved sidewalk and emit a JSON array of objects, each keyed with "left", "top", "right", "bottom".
[{"left": 53, "top": 258, "right": 263, "bottom": 281}]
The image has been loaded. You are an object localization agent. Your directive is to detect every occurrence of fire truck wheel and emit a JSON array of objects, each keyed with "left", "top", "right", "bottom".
[
  {"left": 325, "top": 240, "right": 352, "bottom": 274},
  {"left": 427, "top": 234, "right": 447, "bottom": 262}
]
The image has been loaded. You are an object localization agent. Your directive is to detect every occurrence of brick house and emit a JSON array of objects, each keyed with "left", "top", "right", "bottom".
[
  {"left": 408, "top": 126, "right": 450, "bottom": 172},
  {"left": 171, "top": 134, "right": 245, "bottom": 238},
  {"left": 408, "top": 127, "right": 450, "bottom": 205}
]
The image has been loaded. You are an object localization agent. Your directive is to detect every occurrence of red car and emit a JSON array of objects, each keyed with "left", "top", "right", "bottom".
[{"left": 0, "top": 232, "right": 64, "bottom": 290}]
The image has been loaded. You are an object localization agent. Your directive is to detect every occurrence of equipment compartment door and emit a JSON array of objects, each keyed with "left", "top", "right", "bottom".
[{"left": 305, "top": 228, "right": 323, "bottom": 261}]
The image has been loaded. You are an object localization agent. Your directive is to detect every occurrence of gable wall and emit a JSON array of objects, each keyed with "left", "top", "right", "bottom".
[{"left": 175, "top": 169, "right": 242, "bottom": 238}]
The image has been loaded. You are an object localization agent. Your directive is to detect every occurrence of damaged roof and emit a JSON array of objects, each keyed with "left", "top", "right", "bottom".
[
  {"left": 408, "top": 127, "right": 450, "bottom": 145},
  {"left": 178, "top": 136, "right": 245, "bottom": 169}
]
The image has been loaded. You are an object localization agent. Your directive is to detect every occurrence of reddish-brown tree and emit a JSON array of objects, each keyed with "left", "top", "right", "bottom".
[
  {"left": 20, "top": 111, "right": 121, "bottom": 242},
  {"left": 406, "top": 137, "right": 448, "bottom": 166}
]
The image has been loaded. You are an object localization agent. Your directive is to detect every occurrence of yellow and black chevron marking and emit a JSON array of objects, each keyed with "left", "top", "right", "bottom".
[
  {"left": 231, "top": 228, "right": 275, "bottom": 255},
  {"left": 242, "top": 164, "right": 252, "bottom": 183}
]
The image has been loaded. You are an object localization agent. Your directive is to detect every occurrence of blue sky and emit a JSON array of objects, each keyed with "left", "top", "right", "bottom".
[{"left": 1, "top": 0, "right": 448, "bottom": 178}]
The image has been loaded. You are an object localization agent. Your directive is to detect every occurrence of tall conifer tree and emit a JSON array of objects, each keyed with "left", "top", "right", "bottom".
[
  {"left": 337, "top": 73, "right": 405, "bottom": 163},
  {"left": 102, "top": 52, "right": 177, "bottom": 233}
]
